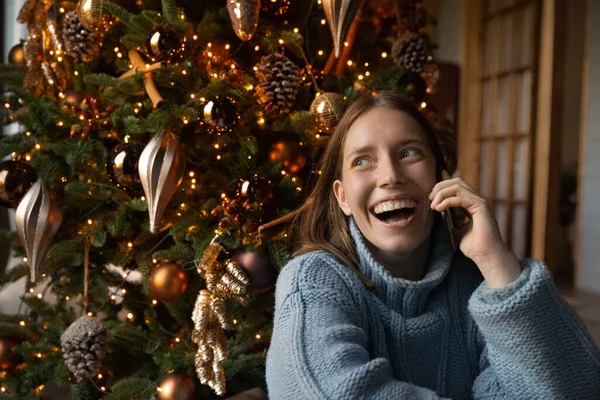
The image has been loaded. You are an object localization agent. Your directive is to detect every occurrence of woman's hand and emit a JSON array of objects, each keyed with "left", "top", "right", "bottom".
[{"left": 429, "top": 171, "right": 521, "bottom": 288}]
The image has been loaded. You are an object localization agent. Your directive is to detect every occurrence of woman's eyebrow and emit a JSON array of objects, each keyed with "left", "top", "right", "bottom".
[{"left": 347, "top": 139, "right": 425, "bottom": 158}]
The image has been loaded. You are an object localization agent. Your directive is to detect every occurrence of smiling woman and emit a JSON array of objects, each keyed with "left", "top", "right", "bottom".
[{"left": 266, "top": 90, "right": 600, "bottom": 399}]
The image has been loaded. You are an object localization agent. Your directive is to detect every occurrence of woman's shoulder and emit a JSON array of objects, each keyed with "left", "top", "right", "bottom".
[{"left": 275, "top": 250, "right": 362, "bottom": 302}]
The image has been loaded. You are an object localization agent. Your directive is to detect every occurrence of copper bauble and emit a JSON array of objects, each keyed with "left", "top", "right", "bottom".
[
  {"left": 156, "top": 373, "right": 195, "bottom": 400},
  {"left": 8, "top": 43, "right": 26, "bottom": 66},
  {"left": 0, "top": 161, "right": 37, "bottom": 208},
  {"left": 61, "top": 90, "right": 89, "bottom": 107},
  {"left": 269, "top": 140, "right": 307, "bottom": 174},
  {"left": 107, "top": 143, "right": 145, "bottom": 191},
  {"left": 0, "top": 337, "right": 21, "bottom": 370},
  {"left": 233, "top": 249, "right": 275, "bottom": 293},
  {"left": 199, "top": 96, "right": 239, "bottom": 134},
  {"left": 146, "top": 28, "right": 184, "bottom": 62},
  {"left": 235, "top": 174, "right": 273, "bottom": 204},
  {"left": 149, "top": 263, "right": 189, "bottom": 302}
]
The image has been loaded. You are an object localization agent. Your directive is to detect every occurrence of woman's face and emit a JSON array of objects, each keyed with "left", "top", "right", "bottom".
[{"left": 333, "top": 107, "right": 438, "bottom": 258}]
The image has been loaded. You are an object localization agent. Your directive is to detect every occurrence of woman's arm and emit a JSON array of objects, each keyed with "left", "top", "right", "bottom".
[{"left": 469, "top": 259, "right": 600, "bottom": 399}]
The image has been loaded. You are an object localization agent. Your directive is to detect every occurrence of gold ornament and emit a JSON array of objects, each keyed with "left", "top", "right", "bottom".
[
  {"left": 8, "top": 43, "right": 26, "bottom": 66},
  {"left": 149, "top": 262, "right": 189, "bottom": 302},
  {"left": 15, "top": 181, "right": 62, "bottom": 282},
  {"left": 192, "top": 241, "right": 250, "bottom": 396},
  {"left": 226, "top": 0, "right": 261, "bottom": 41},
  {"left": 310, "top": 92, "right": 347, "bottom": 133},
  {"left": 156, "top": 373, "right": 195, "bottom": 400},
  {"left": 321, "top": 0, "right": 363, "bottom": 57},
  {"left": 138, "top": 130, "right": 186, "bottom": 233},
  {"left": 17, "top": 0, "right": 67, "bottom": 99},
  {"left": 77, "top": 0, "right": 103, "bottom": 31}
]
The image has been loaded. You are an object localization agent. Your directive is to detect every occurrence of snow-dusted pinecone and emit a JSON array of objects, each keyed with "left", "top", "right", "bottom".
[
  {"left": 61, "top": 316, "right": 106, "bottom": 382},
  {"left": 61, "top": 11, "right": 101, "bottom": 63},
  {"left": 255, "top": 52, "right": 302, "bottom": 117},
  {"left": 392, "top": 33, "right": 430, "bottom": 73}
]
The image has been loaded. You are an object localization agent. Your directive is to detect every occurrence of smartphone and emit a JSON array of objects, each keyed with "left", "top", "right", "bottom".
[{"left": 442, "top": 208, "right": 457, "bottom": 252}]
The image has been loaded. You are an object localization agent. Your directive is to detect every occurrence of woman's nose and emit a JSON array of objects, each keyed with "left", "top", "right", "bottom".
[{"left": 378, "top": 159, "right": 407, "bottom": 187}]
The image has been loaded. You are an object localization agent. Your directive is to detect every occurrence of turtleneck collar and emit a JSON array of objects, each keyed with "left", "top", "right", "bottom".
[{"left": 348, "top": 216, "right": 454, "bottom": 316}]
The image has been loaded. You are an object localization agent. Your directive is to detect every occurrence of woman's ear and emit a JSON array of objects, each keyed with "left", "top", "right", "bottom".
[{"left": 333, "top": 180, "right": 352, "bottom": 216}]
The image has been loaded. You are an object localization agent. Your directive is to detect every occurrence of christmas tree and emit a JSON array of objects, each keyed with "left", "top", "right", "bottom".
[{"left": 0, "top": 0, "right": 451, "bottom": 398}]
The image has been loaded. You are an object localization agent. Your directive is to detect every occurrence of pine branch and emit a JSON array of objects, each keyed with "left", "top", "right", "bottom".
[
  {"left": 268, "top": 241, "right": 290, "bottom": 270},
  {"left": 0, "top": 133, "right": 36, "bottom": 159},
  {"left": 49, "top": 138, "right": 105, "bottom": 168},
  {"left": 84, "top": 73, "right": 145, "bottom": 95},
  {"left": 103, "top": 377, "right": 154, "bottom": 400},
  {"left": 119, "top": 33, "right": 149, "bottom": 50},
  {"left": 46, "top": 238, "right": 84, "bottom": 267},
  {"left": 103, "top": 2, "right": 144, "bottom": 34},
  {"left": 161, "top": 0, "right": 188, "bottom": 30},
  {"left": 0, "top": 229, "right": 17, "bottom": 243},
  {"left": 0, "top": 64, "right": 25, "bottom": 86},
  {"left": 70, "top": 382, "right": 95, "bottom": 400}
]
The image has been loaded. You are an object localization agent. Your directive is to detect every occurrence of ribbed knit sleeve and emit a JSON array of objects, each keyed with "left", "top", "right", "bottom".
[
  {"left": 266, "top": 253, "right": 449, "bottom": 400},
  {"left": 469, "top": 259, "right": 600, "bottom": 399}
]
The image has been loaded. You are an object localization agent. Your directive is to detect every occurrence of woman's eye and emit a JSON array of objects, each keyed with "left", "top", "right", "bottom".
[
  {"left": 353, "top": 158, "right": 370, "bottom": 167},
  {"left": 400, "top": 148, "right": 422, "bottom": 159}
]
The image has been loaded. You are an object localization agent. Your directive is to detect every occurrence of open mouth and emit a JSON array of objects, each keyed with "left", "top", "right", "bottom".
[{"left": 373, "top": 199, "right": 418, "bottom": 224}]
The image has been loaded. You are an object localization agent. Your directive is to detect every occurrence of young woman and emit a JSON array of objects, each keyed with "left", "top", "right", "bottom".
[{"left": 265, "top": 91, "right": 600, "bottom": 399}]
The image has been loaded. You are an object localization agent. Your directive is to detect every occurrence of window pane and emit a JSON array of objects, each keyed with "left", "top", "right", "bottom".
[
  {"left": 500, "top": 15, "right": 514, "bottom": 72},
  {"left": 495, "top": 139, "right": 509, "bottom": 199},
  {"left": 484, "top": 21, "right": 496, "bottom": 75},
  {"left": 513, "top": 138, "right": 529, "bottom": 201},
  {"left": 516, "top": 71, "right": 532, "bottom": 133},
  {"left": 481, "top": 81, "right": 493, "bottom": 137},
  {"left": 497, "top": 76, "right": 511, "bottom": 136},
  {"left": 479, "top": 141, "right": 492, "bottom": 198},
  {"left": 487, "top": 0, "right": 498, "bottom": 16},
  {"left": 520, "top": 4, "right": 534, "bottom": 67}
]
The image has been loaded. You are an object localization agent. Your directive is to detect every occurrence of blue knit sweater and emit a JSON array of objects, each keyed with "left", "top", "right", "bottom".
[{"left": 266, "top": 218, "right": 600, "bottom": 399}]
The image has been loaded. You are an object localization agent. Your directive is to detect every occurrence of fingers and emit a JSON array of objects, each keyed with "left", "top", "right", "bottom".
[
  {"left": 429, "top": 171, "right": 477, "bottom": 201},
  {"left": 430, "top": 182, "right": 481, "bottom": 208},
  {"left": 431, "top": 193, "right": 483, "bottom": 213}
]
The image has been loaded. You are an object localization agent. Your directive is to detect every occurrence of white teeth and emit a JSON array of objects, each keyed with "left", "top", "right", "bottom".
[{"left": 373, "top": 199, "right": 417, "bottom": 215}]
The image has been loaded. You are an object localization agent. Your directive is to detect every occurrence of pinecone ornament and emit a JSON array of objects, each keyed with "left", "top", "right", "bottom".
[
  {"left": 61, "top": 316, "right": 106, "bottom": 382},
  {"left": 62, "top": 10, "right": 101, "bottom": 63},
  {"left": 255, "top": 52, "right": 302, "bottom": 118},
  {"left": 391, "top": 33, "right": 430, "bottom": 73}
]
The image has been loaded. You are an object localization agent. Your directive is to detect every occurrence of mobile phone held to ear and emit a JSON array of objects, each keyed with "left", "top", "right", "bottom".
[{"left": 442, "top": 209, "right": 457, "bottom": 252}]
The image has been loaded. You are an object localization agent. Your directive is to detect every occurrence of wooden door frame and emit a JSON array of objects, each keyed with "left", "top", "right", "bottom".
[{"left": 458, "top": 0, "right": 563, "bottom": 271}]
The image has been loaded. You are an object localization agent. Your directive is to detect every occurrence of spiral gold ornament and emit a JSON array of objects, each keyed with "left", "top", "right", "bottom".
[
  {"left": 15, "top": 181, "right": 62, "bottom": 282},
  {"left": 77, "top": 0, "right": 103, "bottom": 31},
  {"left": 310, "top": 92, "right": 347, "bottom": 133},
  {"left": 138, "top": 130, "right": 186, "bottom": 233}
]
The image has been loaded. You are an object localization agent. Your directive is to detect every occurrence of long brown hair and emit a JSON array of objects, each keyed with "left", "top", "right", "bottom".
[{"left": 292, "top": 90, "right": 451, "bottom": 288}]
